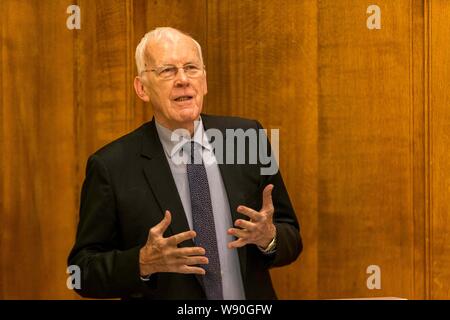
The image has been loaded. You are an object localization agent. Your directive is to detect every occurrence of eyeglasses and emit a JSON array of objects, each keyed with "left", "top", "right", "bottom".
[{"left": 141, "top": 63, "right": 205, "bottom": 80}]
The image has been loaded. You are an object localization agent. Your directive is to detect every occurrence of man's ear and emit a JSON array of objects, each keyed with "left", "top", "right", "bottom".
[{"left": 134, "top": 76, "right": 150, "bottom": 102}]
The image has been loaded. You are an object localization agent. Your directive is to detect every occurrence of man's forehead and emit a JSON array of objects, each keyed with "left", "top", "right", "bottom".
[{"left": 146, "top": 35, "right": 200, "bottom": 65}]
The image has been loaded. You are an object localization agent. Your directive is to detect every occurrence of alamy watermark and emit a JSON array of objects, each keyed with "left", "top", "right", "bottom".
[
  {"left": 66, "top": 265, "right": 81, "bottom": 290},
  {"left": 66, "top": 5, "right": 81, "bottom": 30},
  {"left": 168, "top": 121, "right": 279, "bottom": 176},
  {"left": 366, "top": 264, "right": 381, "bottom": 290}
]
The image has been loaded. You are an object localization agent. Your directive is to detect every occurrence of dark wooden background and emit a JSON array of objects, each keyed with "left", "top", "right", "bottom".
[{"left": 1, "top": 0, "right": 448, "bottom": 299}]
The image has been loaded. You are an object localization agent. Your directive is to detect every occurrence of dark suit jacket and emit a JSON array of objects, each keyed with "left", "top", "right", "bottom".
[{"left": 68, "top": 114, "right": 302, "bottom": 300}]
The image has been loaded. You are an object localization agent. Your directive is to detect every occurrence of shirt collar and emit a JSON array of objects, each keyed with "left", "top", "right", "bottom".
[{"left": 155, "top": 116, "right": 212, "bottom": 159}]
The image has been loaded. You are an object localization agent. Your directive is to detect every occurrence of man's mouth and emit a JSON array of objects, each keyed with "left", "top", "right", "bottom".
[{"left": 174, "top": 95, "right": 193, "bottom": 102}]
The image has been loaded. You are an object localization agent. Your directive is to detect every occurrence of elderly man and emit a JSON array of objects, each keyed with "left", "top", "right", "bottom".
[{"left": 68, "top": 27, "right": 302, "bottom": 300}]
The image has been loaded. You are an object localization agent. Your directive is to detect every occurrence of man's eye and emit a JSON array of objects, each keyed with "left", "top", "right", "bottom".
[
  {"left": 160, "top": 67, "right": 176, "bottom": 75},
  {"left": 184, "top": 65, "right": 199, "bottom": 71}
]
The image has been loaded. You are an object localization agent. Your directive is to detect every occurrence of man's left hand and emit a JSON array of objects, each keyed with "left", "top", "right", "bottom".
[{"left": 227, "top": 184, "right": 276, "bottom": 249}]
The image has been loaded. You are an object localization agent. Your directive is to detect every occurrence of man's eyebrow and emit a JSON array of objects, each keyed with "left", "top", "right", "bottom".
[
  {"left": 158, "top": 61, "right": 200, "bottom": 66},
  {"left": 158, "top": 63, "right": 176, "bottom": 67}
]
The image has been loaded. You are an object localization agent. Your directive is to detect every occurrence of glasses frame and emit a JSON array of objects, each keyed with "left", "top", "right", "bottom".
[{"left": 140, "top": 63, "right": 206, "bottom": 80}]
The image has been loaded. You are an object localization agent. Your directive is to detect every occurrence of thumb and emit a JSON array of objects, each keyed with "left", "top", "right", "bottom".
[
  {"left": 262, "top": 184, "right": 274, "bottom": 214},
  {"left": 149, "top": 210, "right": 172, "bottom": 239}
]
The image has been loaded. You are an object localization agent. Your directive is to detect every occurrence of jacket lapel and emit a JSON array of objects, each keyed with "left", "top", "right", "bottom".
[
  {"left": 140, "top": 119, "right": 209, "bottom": 293},
  {"left": 140, "top": 120, "right": 193, "bottom": 248}
]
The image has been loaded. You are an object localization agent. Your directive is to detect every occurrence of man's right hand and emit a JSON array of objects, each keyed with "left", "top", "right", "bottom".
[{"left": 139, "top": 210, "right": 208, "bottom": 277}]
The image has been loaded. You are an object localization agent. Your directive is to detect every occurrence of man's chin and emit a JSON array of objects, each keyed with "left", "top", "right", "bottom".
[{"left": 176, "top": 108, "right": 201, "bottom": 122}]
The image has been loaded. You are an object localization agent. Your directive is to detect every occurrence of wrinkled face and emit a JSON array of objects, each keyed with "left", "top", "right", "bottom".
[{"left": 138, "top": 35, "right": 207, "bottom": 131}]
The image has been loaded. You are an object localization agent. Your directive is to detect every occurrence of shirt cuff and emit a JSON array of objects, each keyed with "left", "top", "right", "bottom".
[
  {"left": 258, "top": 229, "right": 277, "bottom": 254},
  {"left": 140, "top": 275, "right": 151, "bottom": 281}
]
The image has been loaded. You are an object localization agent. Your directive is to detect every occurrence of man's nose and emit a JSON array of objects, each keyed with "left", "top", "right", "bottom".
[{"left": 174, "top": 68, "right": 190, "bottom": 87}]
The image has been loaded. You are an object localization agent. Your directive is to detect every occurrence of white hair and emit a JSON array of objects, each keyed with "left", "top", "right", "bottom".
[{"left": 135, "top": 27, "right": 204, "bottom": 75}]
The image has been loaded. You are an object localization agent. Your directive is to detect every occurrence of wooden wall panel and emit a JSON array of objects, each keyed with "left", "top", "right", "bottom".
[
  {"left": 0, "top": 0, "right": 77, "bottom": 299},
  {"left": 430, "top": 0, "right": 450, "bottom": 300},
  {"left": 317, "top": 0, "right": 415, "bottom": 299},
  {"left": 1, "top": 0, "right": 450, "bottom": 300},
  {"left": 75, "top": 0, "right": 136, "bottom": 173},
  {"left": 411, "top": 0, "right": 427, "bottom": 300},
  {"left": 207, "top": 0, "right": 319, "bottom": 299},
  {"left": 142, "top": 0, "right": 207, "bottom": 50}
]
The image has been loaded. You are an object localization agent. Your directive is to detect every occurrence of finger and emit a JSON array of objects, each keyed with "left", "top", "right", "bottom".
[
  {"left": 150, "top": 210, "right": 172, "bottom": 237},
  {"left": 228, "top": 227, "right": 249, "bottom": 239},
  {"left": 174, "top": 246, "right": 206, "bottom": 257},
  {"left": 228, "top": 238, "right": 248, "bottom": 249},
  {"left": 234, "top": 219, "right": 256, "bottom": 231},
  {"left": 178, "top": 266, "right": 206, "bottom": 275},
  {"left": 167, "top": 230, "right": 197, "bottom": 246},
  {"left": 178, "top": 256, "right": 209, "bottom": 266},
  {"left": 236, "top": 205, "right": 262, "bottom": 221},
  {"left": 262, "top": 184, "right": 274, "bottom": 214}
]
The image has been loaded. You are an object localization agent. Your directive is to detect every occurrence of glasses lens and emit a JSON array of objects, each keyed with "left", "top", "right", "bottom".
[
  {"left": 184, "top": 65, "right": 202, "bottom": 77},
  {"left": 158, "top": 66, "right": 177, "bottom": 79}
]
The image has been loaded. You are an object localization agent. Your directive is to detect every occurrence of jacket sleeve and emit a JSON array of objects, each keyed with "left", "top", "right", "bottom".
[
  {"left": 255, "top": 120, "right": 303, "bottom": 268},
  {"left": 67, "top": 154, "right": 152, "bottom": 299}
]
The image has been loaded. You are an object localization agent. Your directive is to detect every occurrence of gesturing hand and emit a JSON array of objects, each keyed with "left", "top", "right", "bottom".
[
  {"left": 227, "top": 184, "right": 276, "bottom": 250},
  {"left": 139, "top": 210, "right": 208, "bottom": 277}
]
